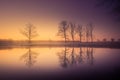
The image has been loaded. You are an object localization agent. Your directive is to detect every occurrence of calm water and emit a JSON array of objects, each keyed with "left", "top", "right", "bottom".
[{"left": 0, "top": 47, "right": 120, "bottom": 80}]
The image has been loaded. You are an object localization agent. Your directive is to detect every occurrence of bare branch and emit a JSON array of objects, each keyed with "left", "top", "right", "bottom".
[
  {"left": 57, "top": 21, "right": 69, "bottom": 42},
  {"left": 20, "top": 23, "right": 38, "bottom": 43}
]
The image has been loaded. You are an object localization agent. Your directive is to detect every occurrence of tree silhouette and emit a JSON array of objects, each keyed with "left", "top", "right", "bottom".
[
  {"left": 76, "top": 24, "right": 83, "bottom": 42},
  {"left": 86, "top": 25, "right": 89, "bottom": 42},
  {"left": 57, "top": 21, "right": 69, "bottom": 42},
  {"left": 111, "top": 38, "right": 115, "bottom": 42},
  {"left": 21, "top": 23, "right": 38, "bottom": 44},
  {"left": 69, "top": 22, "right": 76, "bottom": 42},
  {"left": 103, "top": 38, "right": 107, "bottom": 42},
  {"left": 86, "top": 23, "right": 94, "bottom": 42},
  {"left": 118, "top": 39, "right": 120, "bottom": 42},
  {"left": 89, "top": 23, "right": 94, "bottom": 42}
]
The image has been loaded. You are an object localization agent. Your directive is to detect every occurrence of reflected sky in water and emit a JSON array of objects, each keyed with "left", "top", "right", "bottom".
[{"left": 0, "top": 47, "right": 120, "bottom": 79}]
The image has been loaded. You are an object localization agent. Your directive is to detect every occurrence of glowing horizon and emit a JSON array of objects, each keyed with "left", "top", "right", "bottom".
[{"left": 0, "top": 22, "right": 119, "bottom": 41}]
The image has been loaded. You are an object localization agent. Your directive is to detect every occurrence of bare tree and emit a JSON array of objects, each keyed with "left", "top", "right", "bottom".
[
  {"left": 57, "top": 21, "right": 69, "bottom": 42},
  {"left": 69, "top": 22, "right": 76, "bottom": 42},
  {"left": 118, "top": 39, "right": 120, "bottom": 42},
  {"left": 21, "top": 23, "right": 38, "bottom": 44},
  {"left": 103, "top": 38, "right": 107, "bottom": 42},
  {"left": 111, "top": 38, "right": 115, "bottom": 42},
  {"left": 89, "top": 23, "right": 94, "bottom": 42},
  {"left": 86, "top": 25, "right": 89, "bottom": 42},
  {"left": 76, "top": 24, "right": 83, "bottom": 42},
  {"left": 86, "top": 23, "right": 94, "bottom": 42}
]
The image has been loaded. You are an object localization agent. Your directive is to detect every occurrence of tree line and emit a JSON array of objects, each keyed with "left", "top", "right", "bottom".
[
  {"left": 57, "top": 20, "right": 94, "bottom": 42},
  {"left": 20, "top": 21, "right": 120, "bottom": 44},
  {"left": 21, "top": 21, "right": 94, "bottom": 43}
]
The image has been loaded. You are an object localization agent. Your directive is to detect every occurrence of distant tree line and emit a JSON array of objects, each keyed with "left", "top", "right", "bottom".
[
  {"left": 0, "top": 22, "right": 120, "bottom": 46},
  {"left": 102, "top": 38, "right": 120, "bottom": 42},
  {"left": 0, "top": 39, "right": 13, "bottom": 46},
  {"left": 57, "top": 20, "right": 94, "bottom": 42}
]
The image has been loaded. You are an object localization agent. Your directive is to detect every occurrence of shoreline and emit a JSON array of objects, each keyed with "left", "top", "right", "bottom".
[{"left": 0, "top": 41, "right": 120, "bottom": 49}]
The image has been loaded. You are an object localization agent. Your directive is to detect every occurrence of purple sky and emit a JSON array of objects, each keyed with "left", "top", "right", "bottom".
[{"left": 0, "top": 0, "right": 120, "bottom": 40}]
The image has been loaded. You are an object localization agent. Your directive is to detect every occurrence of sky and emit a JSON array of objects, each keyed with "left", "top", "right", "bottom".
[{"left": 0, "top": 0, "right": 120, "bottom": 41}]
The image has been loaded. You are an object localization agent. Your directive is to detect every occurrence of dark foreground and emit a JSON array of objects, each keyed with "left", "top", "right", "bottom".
[{"left": 0, "top": 67, "right": 120, "bottom": 80}]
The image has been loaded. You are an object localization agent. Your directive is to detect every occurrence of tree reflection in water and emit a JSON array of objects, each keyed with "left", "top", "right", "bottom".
[
  {"left": 86, "top": 48, "right": 94, "bottom": 65},
  {"left": 76, "top": 47, "right": 84, "bottom": 64},
  {"left": 57, "top": 47, "right": 94, "bottom": 68},
  {"left": 69, "top": 48, "right": 76, "bottom": 66},
  {"left": 20, "top": 47, "right": 39, "bottom": 68},
  {"left": 57, "top": 47, "right": 70, "bottom": 68}
]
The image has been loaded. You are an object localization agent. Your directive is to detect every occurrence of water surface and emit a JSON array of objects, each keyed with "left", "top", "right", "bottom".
[{"left": 0, "top": 47, "right": 120, "bottom": 80}]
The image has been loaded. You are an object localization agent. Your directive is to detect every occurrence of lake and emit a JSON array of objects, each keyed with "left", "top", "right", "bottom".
[{"left": 0, "top": 47, "right": 120, "bottom": 80}]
